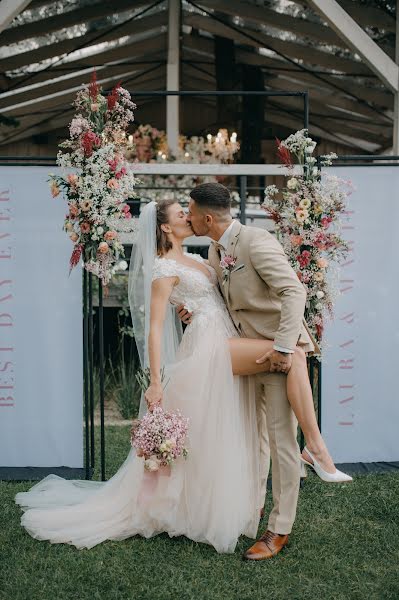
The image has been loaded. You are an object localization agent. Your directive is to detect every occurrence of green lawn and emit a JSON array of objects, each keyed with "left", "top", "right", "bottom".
[{"left": 1, "top": 426, "right": 398, "bottom": 600}]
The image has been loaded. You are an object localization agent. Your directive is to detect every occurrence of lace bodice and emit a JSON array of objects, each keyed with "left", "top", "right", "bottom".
[{"left": 152, "top": 252, "right": 230, "bottom": 325}]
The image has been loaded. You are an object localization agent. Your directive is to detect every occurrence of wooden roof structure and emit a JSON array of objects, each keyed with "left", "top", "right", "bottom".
[{"left": 0, "top": 0, "right": 397, "bottom": 155}]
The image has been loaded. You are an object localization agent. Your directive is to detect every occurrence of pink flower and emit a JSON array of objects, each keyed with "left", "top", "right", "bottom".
[
  {"left": 317, "top": 258, "right": 328, "bottom": 269},
  {"left": 98, "top": 242, "right": 109, "bottom": 254},
  {"left": 290, "top": 235, "right": 303, "bottom": 247},
  {"left": 67, "top": 174, "right": 79, "bottom": 187},
  {"left": 107, "top": 178, "right": 119, "bottom": 190},
  {"left": 50, "top": 181, "right": 60, "bottom": 197},
  {"left": 70, "top": 232, "right": 79, "bottom": 243},
  {"left": 124, "top": 211, "right": 132, "bottom": 220},
  {"left": 220, "top": 255, "right": 236, "bottom": 269},
  {"left": 115, "top": 167, "right": 127, "bottom": 179},
  {"left": 104, "top": 230, "right": 117, "bottom": 240},
  {"left": 80, "top": 222, "right": 90, "bottom": 234},
  {"left": 321, "top": 216, "right": 332, "bottom": 229},
  {"left": 90, "top": 103, "right": 99, "bottom": 112},
  {"left": 108, "top": 158, "right": 118, "bottom": 171},
  {"left": 297, "top": 250, "right": 311, "bottom": 268},
  {"left": 69, "top": 203, "right": 79, "bottom": 218}
]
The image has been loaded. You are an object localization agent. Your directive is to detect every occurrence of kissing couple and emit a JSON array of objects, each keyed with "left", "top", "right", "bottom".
[{"left": 16, "top": 183, "right": 351, "bottom": 558}]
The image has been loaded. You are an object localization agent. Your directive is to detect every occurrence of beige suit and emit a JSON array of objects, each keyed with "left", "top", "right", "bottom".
[{"left": 208, "top": 220, "right": 318, "bottom": 534}]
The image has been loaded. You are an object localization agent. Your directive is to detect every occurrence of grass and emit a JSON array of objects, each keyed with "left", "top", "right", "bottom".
[{"left": 1, "top": 426, "right": 399, "bottom": 600}]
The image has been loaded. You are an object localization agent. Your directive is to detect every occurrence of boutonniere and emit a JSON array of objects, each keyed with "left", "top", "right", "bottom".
[{"left": 220, "top": 254, "right": 237, "bottom": 284}]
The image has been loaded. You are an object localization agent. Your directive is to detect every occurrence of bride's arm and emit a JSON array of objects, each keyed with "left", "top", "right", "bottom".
[{"left": 145, "top": 276, "right": 178, "bottom": 410}]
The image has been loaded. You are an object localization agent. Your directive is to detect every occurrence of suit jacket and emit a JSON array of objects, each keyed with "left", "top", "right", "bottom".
[{"left": 208, "top": 220, "right": 319, "bottom": 354}]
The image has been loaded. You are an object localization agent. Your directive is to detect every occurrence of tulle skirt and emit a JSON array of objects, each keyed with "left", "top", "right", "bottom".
[{"left": 15, "top": 311, "right": 261, "bottom": 553}]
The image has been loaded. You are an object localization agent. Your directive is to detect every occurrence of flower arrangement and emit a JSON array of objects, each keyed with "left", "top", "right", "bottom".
[
  {"left": 127, "top": 124, "right": 167, "bottom": 162},
  {"left": 49, "top": 71, "right": 138, "bottom": 287},
  {"left": 131, "top": 128, "right": 240, "bottom": 203},
  {"left": 263, "top": 129, "right": 352, "bottom": 345},
  {"left": 131, "top": 406, "right": 189, "bottom": 472}
]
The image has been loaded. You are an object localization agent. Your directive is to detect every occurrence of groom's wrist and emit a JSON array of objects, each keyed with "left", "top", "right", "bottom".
[{"left": 273, "top": 344, "right": 294, "bottom": 355}]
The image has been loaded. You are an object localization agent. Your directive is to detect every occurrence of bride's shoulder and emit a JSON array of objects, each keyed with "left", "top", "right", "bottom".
[{"left": 152, "top": 256, "right": 180, "bottom": 281}]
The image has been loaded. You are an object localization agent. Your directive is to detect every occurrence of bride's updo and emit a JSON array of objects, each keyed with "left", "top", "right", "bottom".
[{"left": 156, "top": 198, "right": 176, "bottom": 255}]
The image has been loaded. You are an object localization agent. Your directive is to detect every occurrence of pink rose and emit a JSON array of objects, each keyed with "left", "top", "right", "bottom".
[
  {"left": 70, "top": 232, "right": 79, "bottom": 242},
  {"left": 80, "top": 222, "right": 90, "bottom": 234},
  {"left": 90, "top": 103, "right": 100, "bottom": 112},
  {"left": 104, "top": 230, "right": 117, "bottom": 240},
  {"left": 290, "top": 235, "right": 303, "bottom": 247},
  {"left": 107, "top": 178, "right": 119, "bottom": 190},
  {"left": 98, "top": 242, "right": 109, "bottom": 254}
]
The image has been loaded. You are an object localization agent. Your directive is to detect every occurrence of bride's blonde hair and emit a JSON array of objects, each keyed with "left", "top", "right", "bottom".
[{"left": 156, "top": 198, "right": 177, "bottom": 256}]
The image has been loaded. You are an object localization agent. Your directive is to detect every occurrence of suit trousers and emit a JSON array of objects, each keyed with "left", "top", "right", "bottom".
[{"left": 255, "top": 371, "right": 300, "bottom": 535}]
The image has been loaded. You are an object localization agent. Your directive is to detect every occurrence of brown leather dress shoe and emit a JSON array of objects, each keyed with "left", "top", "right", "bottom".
[{"left": 243, "top": 530, "right": 289, "bottom": 560}]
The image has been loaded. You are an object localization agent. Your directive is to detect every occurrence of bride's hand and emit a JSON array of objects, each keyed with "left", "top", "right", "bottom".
[{"left": 144, "top": 383, "right": 163, "bottom": 411}]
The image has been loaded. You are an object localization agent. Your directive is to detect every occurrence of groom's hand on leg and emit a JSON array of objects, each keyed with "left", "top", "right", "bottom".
[
  {"left": 177, "top": 304, "right": 193, "bottom": 324},
  {"left": 256, "top": 350, "right": 292, "bottom": 374}
]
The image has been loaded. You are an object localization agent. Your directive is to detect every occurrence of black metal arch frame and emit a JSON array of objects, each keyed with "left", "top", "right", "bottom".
[{"left": 0, "top": 89, "right": 310, "bottom": 481}]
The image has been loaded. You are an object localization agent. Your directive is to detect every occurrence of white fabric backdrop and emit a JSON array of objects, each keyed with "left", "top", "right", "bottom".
[
  {"left": 0, "top": 166, "right": 83, "bottom": 468},
  {"left": 321, "top": 166, "right": 399, "bottom": 463}
]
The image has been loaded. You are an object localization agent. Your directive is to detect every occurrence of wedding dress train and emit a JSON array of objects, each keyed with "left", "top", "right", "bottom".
[{"left": 15, "top": 254, "right": 261, "bottom": 553}]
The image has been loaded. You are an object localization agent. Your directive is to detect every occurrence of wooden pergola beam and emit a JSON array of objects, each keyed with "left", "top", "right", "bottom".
[
  {"left": 0, "top": 11, "right": 167, "bottom": 72},
  {"left": 265, "top": 75, "right": 391, "bottom": 124},
  {"left": 0, "top": 62, "right": 164, "bottom": 111},
  {"left": 184, "top": 12, "right": 371, "bottom": 75},
  {"left": 0, "top": 81, "right": 166, "bottom": 146},
  {"left": 306, "top": 0, "right": 399, "bottom": 92},
  {"left": 0, "top": 0, "right": 150, "bottom": 45},
  {"left": 197, "top": 0, "right": 345, "bottom": 48},
  {"left": 5, "top": 37, "right": 166, "bottom": 95},
  {"left": 266, "top": 108, "right": 379, "bottom": 152},
  {"left": 183, "top": 33, "right": 394, "bottom": 110},
  {"left": 1, "top": 66, "right": 165, "bottom": 117},
  {"left": 0, "top": 0, "right": 32, "bottom": 35}
]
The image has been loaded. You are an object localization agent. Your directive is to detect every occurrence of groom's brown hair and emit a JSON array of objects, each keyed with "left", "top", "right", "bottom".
[{"left": 189, "top": 183, "right": 231, "bottom": 213}]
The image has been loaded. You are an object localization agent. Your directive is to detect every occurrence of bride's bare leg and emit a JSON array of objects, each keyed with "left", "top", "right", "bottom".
[{"left": 228, "top": 338, "right": 336, "bottom": 473}]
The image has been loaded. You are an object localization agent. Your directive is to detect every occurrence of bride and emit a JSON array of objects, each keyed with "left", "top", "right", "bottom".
[{"left": 15, "top": 199, "right": 350, "bottom": 554}]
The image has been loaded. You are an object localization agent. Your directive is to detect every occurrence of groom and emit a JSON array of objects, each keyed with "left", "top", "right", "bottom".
[{"left": 181, "top": 182, "right": 316, "bottom": 560}]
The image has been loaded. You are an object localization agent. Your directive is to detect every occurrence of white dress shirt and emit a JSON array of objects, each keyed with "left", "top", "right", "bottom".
[{"left": 215, "top": 221, "right": 293, "bottom": 355}]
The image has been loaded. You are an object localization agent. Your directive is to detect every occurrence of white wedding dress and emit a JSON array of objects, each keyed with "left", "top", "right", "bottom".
[{"left": 15, "top": 254, "right": 261, "bottom": 553}]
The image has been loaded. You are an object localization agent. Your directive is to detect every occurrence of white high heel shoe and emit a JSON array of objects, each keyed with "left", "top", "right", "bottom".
[{"left": 300, "top": 446, "right": 353, "bottom": 483}]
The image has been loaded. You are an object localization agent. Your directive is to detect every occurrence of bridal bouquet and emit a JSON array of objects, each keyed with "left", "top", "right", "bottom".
[
  {"left": 263, "top": 130, "right": 351, "bottom": 344},
  {"left": 49, "top": 71, "right": 137, "bottom": 286},
  {"left": 131, "top": 407, "right": 189, "bottom": 472}
]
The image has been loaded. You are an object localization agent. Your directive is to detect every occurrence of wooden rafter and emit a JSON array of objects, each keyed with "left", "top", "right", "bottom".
[
  {"left": 184, "top": 13, "right": 371, "bottom": 75},
  {"left": 197, "top": 0, "right": 345, "bottom": 48},
  {"left": 182, "top": 33, "right": 394, "bottom": 109},
  {"left": 0, "top": 0, "right": 32, "bottom": 35},
  {"left": 0, "top": 0, "right": 150, "bottom": 46},
  {"left": 0, "top": 11, "right": 167, "bottom": 72},
  {"left": 306, "top": 0, "right": 399, "bottom": 92}
]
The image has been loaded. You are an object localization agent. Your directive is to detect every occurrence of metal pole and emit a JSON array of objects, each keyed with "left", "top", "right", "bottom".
[
  {"left": 239, "top": 175, "right": 247, "bottom": 224},
  {"left": 83, "top": 269, "right": 90, "bottom": 480},
  {"left": 98, "top": 284, "right": 106, "bottom": 481},
  {"left": 317, "top": 360, "right": 322, "bottom": 431},
  {"left": 88, "top": 272, "right": 95, "bottom": 470},
  {"left": 166, "top": 0, "right": 181, "bottom": 154},
  {"left": 303, "top": 92, "right": 309, "bottom": 130}
]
